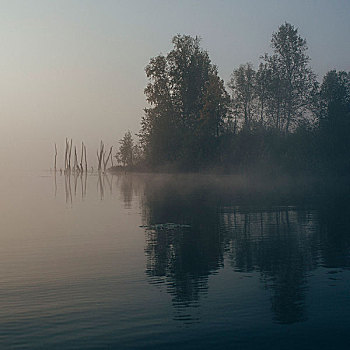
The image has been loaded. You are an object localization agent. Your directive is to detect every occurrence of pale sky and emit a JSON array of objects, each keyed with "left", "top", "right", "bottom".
[{"left": 0, "top": 0, "right": 349, "bottom": 171}]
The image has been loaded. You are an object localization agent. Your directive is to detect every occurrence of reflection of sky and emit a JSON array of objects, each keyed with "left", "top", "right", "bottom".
[
  {"left": 2, "top": 172, "right": 350, "bottom": 347},
  {"left": 0, "top": 0, "right": 349, "bottom": 171}
]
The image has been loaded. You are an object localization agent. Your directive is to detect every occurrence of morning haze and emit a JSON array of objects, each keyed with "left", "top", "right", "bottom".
[
  {"left": 0, "top": 0, "right": 349, "bottom": 170},
  {"left": 1, "top": 1, "right": 350, "bottom": 349}
]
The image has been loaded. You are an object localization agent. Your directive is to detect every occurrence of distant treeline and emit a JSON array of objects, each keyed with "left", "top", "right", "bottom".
[{"left": 114, "top": 23, "right": 350, "bottom": 176}]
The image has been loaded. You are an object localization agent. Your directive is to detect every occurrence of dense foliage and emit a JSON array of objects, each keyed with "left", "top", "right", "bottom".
[
  {"left": 138, "top": 35, "right": 230, "bottom": 170},
  {"left": 116, "top": 23, "right": 349, "bottom": 176}
]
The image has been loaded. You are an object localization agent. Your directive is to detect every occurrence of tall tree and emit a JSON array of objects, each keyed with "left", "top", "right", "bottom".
[
  {"left": 267, "top": 23, "right": 316, "bottom": 133},
  {"left": 140, "top": 35, "right": 229, "bottom": 168},
  {"left": 255, "top": 62, "right": 269, "bottom": 125},
  {"left": 200, "top": 73, "right": 230, "bottom": 138},
  {"left": 318, "top": 70, "right": 350, "bottom": 173},
  {"left": 262, "top": 53, "right": 284, "bottom": 130},
  {"left": 319, "top": 70, "right": 350, "bottom": 126},
  {"left": 140, "top": 55, "right": 176, "bottom": 165},
  {"left": 228, "top": 63, "right": 256, "bottom": 130}
]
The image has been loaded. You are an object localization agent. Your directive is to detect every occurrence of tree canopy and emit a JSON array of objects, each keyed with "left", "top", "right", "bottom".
[
  {"left": 114, "top": 23, "right": 349, "bottom": 177},
  {"left": 140, "top": 35, "right": 229, "bottom": 169}
]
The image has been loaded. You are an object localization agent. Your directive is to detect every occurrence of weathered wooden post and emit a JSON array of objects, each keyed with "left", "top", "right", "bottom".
[
  {"left": 68, "top": 139, "right": 72, "bottom": 173},
  {"left": 103, "top": 146, "right": 113, "bottom": 172},
  {"left": 74, "top": 146, "right": 78, "bottom": 173},
  {"left": 84, "top": 144, "right": 88, "bottom": 173},
  {"left": 97, "top": 141, "right": 104, "bottom": 172},
  {"left": 54, "top": 143, "right": 57, "bottom": 172},
  {"left": 64, "top": 138, "right": 68, "bottom": 172},
  {"left": 80, "top": 142, "right": 84, "bottom": 173}
]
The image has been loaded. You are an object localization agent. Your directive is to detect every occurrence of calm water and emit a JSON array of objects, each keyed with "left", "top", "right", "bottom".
[{"left": 1, "top": 172, "right": 350, "bottom": 349}]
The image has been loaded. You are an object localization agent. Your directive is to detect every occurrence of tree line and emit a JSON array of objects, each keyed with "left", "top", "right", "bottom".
[{"left": 115, "top": 23, "right": 350, "bottom": 176}]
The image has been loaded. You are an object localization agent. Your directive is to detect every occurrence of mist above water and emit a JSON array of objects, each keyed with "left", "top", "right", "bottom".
[{"left": 1, "top": 171, "right": 350, "bottom": 348}]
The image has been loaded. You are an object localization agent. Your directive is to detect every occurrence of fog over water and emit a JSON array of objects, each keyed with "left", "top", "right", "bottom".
[
  {"left": 1, "top": 1, "right": 350, "bottom": 349},
  {"left": 1, "top": 0, "right": 350, "bottom": 171},
  {"left": 1, "top": 172, "right": 350, "bottom": 349}
]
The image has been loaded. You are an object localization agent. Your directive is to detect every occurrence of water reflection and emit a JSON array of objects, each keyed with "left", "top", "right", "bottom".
[
  {"left": 54, "top": 173, "right": 350, "bottom": 325},
  {"left": 62, "top": 172, "right": 88, "bottom": 202},
  {"left": 135, "top": 175, "right": 350, "bottom": 325},
  {"left": 57, "top": 171, "right": 140, "bottom": 206},
  {"left": 223, "top": 209, "right": 317, "bottom": 323},
  {"left": 317, "top": 195, "right": 350, "bottom": 268},
  {"left": 141, "top": 178, "right": 224, "bottom": 322},
  {"left": 56, "top": 172, "right": 100, "bottom": 202},
  {"left": 116, "top": 175, "right": 134, "bottom": 208}
]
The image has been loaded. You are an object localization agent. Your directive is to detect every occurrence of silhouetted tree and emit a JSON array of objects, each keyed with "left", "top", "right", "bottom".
[
  {"left": 228, "top": 63, "right": 256, "bottom": 130},
  {"left": 116, "top": 131, "right": 134, "bottom": 167},
  {"left": 255, "top": 62, "right": 270, "bottom": 125},
  {"left": 140, "top": 35, "right": 229, "bottom": 169},
  {"left": 318, "top": 70, "right": 350, "bottom": 174},
  {"left": 132, "top": 25, "right": 348, "bottom": 176},
  {"left": 264, "top": 23, "right": 316, "bottom": 132}
]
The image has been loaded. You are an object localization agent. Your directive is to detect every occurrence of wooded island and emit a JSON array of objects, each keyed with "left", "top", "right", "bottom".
[{"left": 111, "top": 23, "right": 349, "bottom": 178}]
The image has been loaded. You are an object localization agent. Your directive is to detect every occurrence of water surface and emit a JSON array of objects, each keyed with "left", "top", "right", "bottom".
[{"left": 1, "top": 172, "right": 350, "bottom": 349}]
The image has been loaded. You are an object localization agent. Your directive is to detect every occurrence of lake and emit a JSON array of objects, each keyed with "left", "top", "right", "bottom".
[{"left": 1, "top": 172, "right": 350, "bottom": 349}]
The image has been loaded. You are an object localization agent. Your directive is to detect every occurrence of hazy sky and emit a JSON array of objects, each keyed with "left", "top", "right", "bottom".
[{"left": 0, "top": 0, "right": 349, "bottom": 171}]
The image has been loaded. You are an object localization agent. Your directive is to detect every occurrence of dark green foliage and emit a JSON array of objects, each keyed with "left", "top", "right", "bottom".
[
  {"left": 116, "top": 131, "right": 138, "bottom": 167},
  {"left": 228, "top": 63, "right": 256, "bottom": 129},
  {"left": 318, "top": 70, "right": 350, "bottom": 175},
  {"left": 118, "top": 24, "right": 350, "bottom": 177},
  {"left": 268, "top": 23, "right": 317, "bottom": 133},
  {"left": 140, "top": 35, "right": 230, "bottom": 170}
]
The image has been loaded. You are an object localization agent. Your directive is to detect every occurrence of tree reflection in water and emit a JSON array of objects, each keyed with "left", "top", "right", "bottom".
[
  {"left": 223, "top": 208, "right": 318, "bottom": 324},
  {"left": 142, "top": 178, "right": 223, "bottom": 323},
  {"left": 117, "top": 174, "right": 350, "bottom": 325}
]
